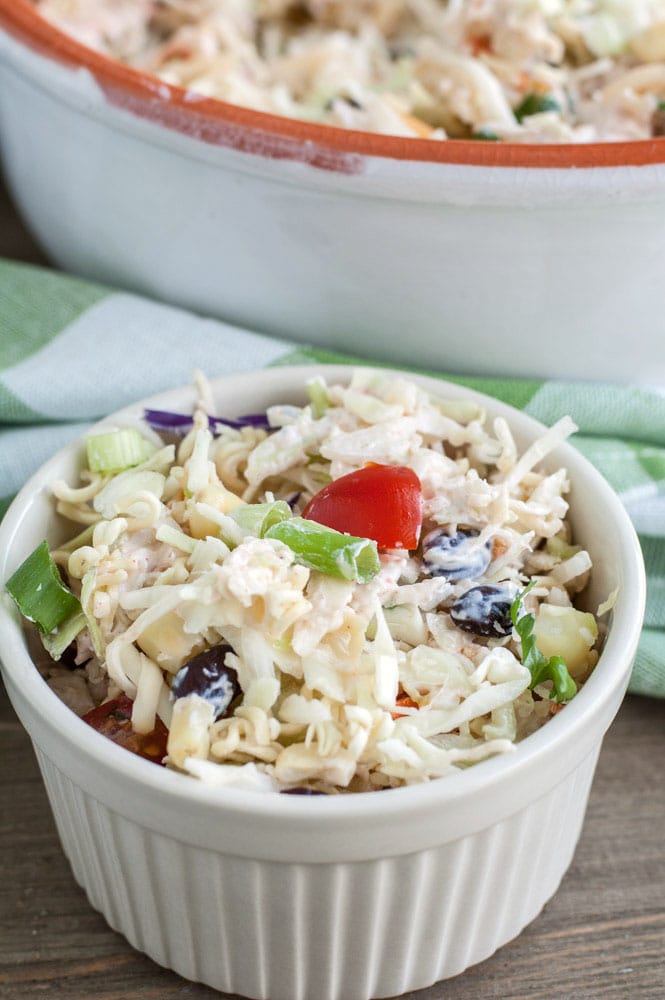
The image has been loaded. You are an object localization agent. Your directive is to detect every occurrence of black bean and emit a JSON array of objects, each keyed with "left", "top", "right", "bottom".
[
  {"left": 450, "top": 584, "right": 515, "bottom": 638},
  {"left": 171, "top": 644, "right": 240, "bottom": 720},
  {"left": 422, "top": 528, "right": 492, "bottom": 582}
]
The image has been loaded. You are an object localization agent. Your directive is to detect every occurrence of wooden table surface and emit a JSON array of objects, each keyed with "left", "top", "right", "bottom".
[{"left": 1, "top": 180, "right": 664, "bottom": 1000}]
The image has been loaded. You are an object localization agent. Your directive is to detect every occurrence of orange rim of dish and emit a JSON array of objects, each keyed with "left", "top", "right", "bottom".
[{"left": 3, "top": 0, "right": 665, "bottom": 170}]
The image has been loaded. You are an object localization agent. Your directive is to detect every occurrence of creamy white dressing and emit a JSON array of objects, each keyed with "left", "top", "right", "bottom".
[{"left": 40, "top": 370, "right": 600, "bottom": 793}]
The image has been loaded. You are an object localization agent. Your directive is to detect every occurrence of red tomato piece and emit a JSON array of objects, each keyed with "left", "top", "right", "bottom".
[
  {"left": 302, "top": 464, "right": 422, "bottom": 549},
  {"left": 82, "top": 695, "right": 169, "bottom": 765}
]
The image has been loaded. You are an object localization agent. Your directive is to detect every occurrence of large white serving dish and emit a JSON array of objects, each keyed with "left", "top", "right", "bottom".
[{"left": 2, "top": 2, "right": 665, "bottom": 380}]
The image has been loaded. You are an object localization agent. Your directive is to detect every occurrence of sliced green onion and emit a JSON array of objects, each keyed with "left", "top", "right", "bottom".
[
  {"left": 86, "top": 428, "right": 154, "bottom": 473},
  {"left": 545, "top": 536, "right": 581, "bottom": 560},
  {"left": 6, "top": 541, "right": 81, "bottom": 634},
  {"left": 265, "top": 517, "right": 380, "bottom": 583},
  {"left": 514, "top": 93, "right": 560, "bottom": 122},
  {"left": 306, "top": 377, "right": 330, "bottom": 418},
  {"left": 230, "top": 501, "right": 292, "bottom": 538},
  {"left": 41, "top": 610, "right": 87, "bottom": 659}
]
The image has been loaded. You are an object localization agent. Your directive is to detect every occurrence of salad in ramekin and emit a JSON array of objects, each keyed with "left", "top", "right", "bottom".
[{"left": 7, "top": 368, "right": 604, "bottom": 795}]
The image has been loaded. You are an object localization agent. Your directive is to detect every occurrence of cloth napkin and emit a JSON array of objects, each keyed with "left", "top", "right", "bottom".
[{"left": 1, "top": 258, "right": 663, "bottom": 698}]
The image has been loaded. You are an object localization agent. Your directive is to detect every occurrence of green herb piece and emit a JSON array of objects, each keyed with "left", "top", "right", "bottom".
[
  {"left": 86, "top": 428, "right": 154, "bottom": 473},
  {"left": 471, "top": 128, "right": 500, "bottom": 141},
  {"left": 548, "top": 656, "right": 577, "bottom": 703},
  {"left": 510, "top": 582, "right": 577, "bottom": 703},
  {"left": 514, "top": 93, "right": 561, "bottom": 122},
  {"left": 6, "top": 541, "right": 81, "bottom": 634},
  {"left": 230, "top": 500, "right": 293, "bottom": 538},
  {"left": 265, "top": 517, "right": 380, "bottom": 583}
]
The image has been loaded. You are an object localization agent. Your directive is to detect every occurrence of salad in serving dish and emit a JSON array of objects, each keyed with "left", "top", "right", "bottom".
[
  {"left": 7, "top": 369, "right": 604, "bottom": 794},
  {"left": 34, "top": 0, "right": 665, "bottom": 143}
]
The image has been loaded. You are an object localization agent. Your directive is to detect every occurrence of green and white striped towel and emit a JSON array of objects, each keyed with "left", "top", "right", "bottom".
[{"left": 1, "top": 259, "right": 662, "bottom": 697}]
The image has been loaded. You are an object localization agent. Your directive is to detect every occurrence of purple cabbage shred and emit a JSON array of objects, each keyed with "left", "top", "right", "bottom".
[{"left": 144, "top": 408, "right": 271, "bottom": 436}]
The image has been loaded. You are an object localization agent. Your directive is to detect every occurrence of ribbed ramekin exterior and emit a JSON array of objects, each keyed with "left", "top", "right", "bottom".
[{"left": 34, "top": 743, "right": 600, "bottom": 1000}]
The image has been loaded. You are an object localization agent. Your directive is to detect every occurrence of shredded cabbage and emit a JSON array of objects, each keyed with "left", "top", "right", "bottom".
[
  {"left": 31, "top": 369, "right": 604, "bottom": 794},
  {"left": 36, "top": 0, "right": 665, "bottom": 142}
]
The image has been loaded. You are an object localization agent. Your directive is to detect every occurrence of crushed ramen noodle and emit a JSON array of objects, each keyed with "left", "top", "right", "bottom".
[
  {"left": 35, "top": 0, "right": 665, "bottom": 142},
  {"left": 12, "top": 370, "right": 605, "bottom": 794}
]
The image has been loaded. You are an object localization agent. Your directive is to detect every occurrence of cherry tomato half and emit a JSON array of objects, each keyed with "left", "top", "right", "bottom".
[
  {"left": 82, "top": 695, "right": 168, "bottom": 765},
  {"left": 302, "top": 464, "right": 422, "bottom": 550}
]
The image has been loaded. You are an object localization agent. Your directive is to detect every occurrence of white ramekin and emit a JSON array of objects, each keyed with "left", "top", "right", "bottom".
[
  {"left": 0, "top": 366, "right": 646, "bottom": 1000},
  {"left": 2, "top": 1, "right": 665, "bottom": 382}
]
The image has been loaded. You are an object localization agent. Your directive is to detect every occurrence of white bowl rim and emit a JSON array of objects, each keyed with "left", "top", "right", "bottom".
[{"left": 0, "top": 364, "right": 647, "bottom": 825}]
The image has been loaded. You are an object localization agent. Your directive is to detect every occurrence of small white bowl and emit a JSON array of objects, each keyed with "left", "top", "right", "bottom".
[
  {"left": 0, "top": 366, "right": 645, "bottom": 1000},
  {"left": 2, "top": 1, "right": 665, "bottom": 381}
]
